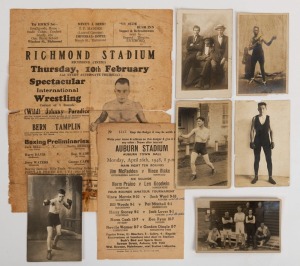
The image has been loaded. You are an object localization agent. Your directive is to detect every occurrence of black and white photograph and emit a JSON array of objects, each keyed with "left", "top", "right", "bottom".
[
  {"left": 90, "top": 77, "right": 148, "bottom": 131},
  {"left": 235, "top": 101, "right": 290, "bottom": 187},
  {"left": 237, "top": 13, "right": 288, "bottom": 95},
  {"left": 176, "top": 101, "right": 231, "bottom": 188},
  {"left": 27, "top": 175, "right": 82, "bottom": 262},
  {"left": 176, "top": 9, "right": 232, "bottom": 99},
  {"left": 196, "top": 198, "right": 281, "bottom": 253}
]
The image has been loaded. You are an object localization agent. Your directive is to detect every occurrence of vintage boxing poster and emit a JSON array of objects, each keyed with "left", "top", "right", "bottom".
[
  {"left": 237, "top": 13, "right": 288, "bottom": 95},
  {"left": 27, "top": 175, "right": 82, "bottom": 261},
  {"left": 176, "top": 100, "right": 231, "bottom": 188},
  {"left": 97, "top": 123, "right": 184, "bottom": 259},
  {"left": 8, "top": 9, "right": 172, "bottom": 212},
  {"left": 176, "top": 9, "right": 232, "bottom": 99},
  {"left": 196, "top": 198, "right": 281, "bottom": 253}
]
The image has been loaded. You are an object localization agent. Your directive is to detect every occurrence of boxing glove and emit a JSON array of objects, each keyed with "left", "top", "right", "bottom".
[
  {"left": 43, "top": 199, "right": 50, "bottom": 206},
  {"left": 270, "top": 142, "right": 275, "bottom": 149},
  {"left": 67, "top": 199, "right": 72, "bottom": 207},
  {"left": 250, "top": 142, "right": 255, "bottom": 149}
]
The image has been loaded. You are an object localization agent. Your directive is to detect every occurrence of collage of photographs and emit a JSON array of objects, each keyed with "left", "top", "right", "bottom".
[{"left": 2, "top": 2, "right": 295, "bottom": 265}]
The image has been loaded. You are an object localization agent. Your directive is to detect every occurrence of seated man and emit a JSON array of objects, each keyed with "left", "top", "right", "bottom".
[
  {"left": 207, "top": 227, "right": 222, "bottom": 248},
  {"left": 254, "top": 222, "right": 271, "bottom": 249},
  {"left": 194, "top": 37, "right": 214, "bottom": 89}
]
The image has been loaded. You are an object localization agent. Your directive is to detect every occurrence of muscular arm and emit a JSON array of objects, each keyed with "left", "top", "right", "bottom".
[
  {"left": 250, "top": 117, "right": 255, "bottom": 142},
  {"left": 90, "top": 110, "right": 108, "bottom": 132},
  {"left": 95, "top": 111, "right": 108, "bottom": 124},
  {"left": 180, "top": 128, "right": 196, "bottom": 139},
  {"left": 135, "top": 102, "right": 147, "bottom": 123},
  {"left": 269, "top": 117, "right": 274, "bottom": 143},
  {"left": 263, "top": 36, "right": 276, "bottom": 46},
  {"left": 63, "top": 202, "right": 71, "bottom": 210}
]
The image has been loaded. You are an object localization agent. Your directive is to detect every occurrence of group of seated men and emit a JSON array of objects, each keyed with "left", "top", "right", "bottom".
[
  {"left": 182, "top": 24, "right": 228, "bottom": 89},
  {"left": 206, "top": 202, "right": 271, "bottom": 249}
]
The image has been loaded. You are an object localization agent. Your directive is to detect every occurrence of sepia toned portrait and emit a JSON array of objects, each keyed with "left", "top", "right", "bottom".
[
  {"left": 237, "top": 13, "right": 288, "bottom": 95},
  {"left": 176, "top": 9, "right": 232, "bottom": 99},
  {"left": 235, "top": 101, "right": 290, "bottom": 187},
  {"left": 175, "top": 101, "right": 231, "bottom": 188},
  {"left": 27, "top": 175, "right": 82, "bottom": 262},
  {"left": 196, "top": 198, "right": 281, "bottom": 253}
]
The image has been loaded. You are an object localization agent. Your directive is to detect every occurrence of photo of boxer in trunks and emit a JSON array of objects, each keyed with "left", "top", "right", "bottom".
[{"left": 179, "top": 116, "right": 216, "bottom": 181}]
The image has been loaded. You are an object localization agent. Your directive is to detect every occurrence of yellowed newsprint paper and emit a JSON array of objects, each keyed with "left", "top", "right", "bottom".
[
  {"left": 97, "top": 123, "right": 184, "bottom": 259},
  {"left": 8, "top": 9, "right": 172, "bottom": 212}
]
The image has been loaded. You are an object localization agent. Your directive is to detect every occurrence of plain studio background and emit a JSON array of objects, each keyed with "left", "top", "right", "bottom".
[{"left": 1, "top": 0, "right": 299, "bottom": 265}]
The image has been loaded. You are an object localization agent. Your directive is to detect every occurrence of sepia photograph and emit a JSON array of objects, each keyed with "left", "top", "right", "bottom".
[
  {"left": 27, "top": 175, "right": 82, "bottom": 262},
  {"left": 196, "top": 198, "right": 281, "bottom": 253},
  {"left": 176, "top": 101, "right": 231, "bottom": 188},
  {"left": 237, "top": 13, "right": 288, "bottom": 95},
  {"left": 235, "top": 101, "right": 290, "bottom": 187},
  {"left": 176, "top": 9, "right": 232, "bottom": 99}
]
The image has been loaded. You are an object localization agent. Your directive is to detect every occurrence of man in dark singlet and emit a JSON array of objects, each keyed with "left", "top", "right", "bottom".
[
  {"left": 90, "top": 78, "right": 147, "bottom": 131},
  {"left": 179, "top": 116, "right": 216, "bottom": 181},
  {"left": 248, "top": 26, "right": 276, "bottom": 85},
  {"left": 221, "top": 211, "right": 233, "bottom": 248},
  {"left": 245, "top": 209, "right": 256, "bottom": 247},
  {"left": 250, "top": 102, "right": 276, "bottom": 184}
]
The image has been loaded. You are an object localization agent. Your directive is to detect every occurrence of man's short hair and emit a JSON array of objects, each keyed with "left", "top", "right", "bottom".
[
  {"left": 115, "top": 78, "right": 130, "bottom": 86},
  {"left": 58, "top": 189, "right": 66, "bottom": 195},
  {"left": 193, "top": 25, "right": 200, "bottom": 31},
  {"left": 196, "top": 116, "right": 205, "bottom": 122},
  {"left": 253, "top": 26, "right": 259, "bottom": 31},
  {"left": 237, "top": 205, "right": 242, "bottom": 209},
  {"left": 258, "top": 102, "right": 267, "bottom": 108}
]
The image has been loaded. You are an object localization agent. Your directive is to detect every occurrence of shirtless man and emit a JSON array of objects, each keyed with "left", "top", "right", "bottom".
[
  {"left": 250, "top": 102, "right": 276, "bottom": 185},
  {"left": 90, "top": 78, "right": 147, "bottom": 131},
  {"left": 43, "top": 189, "right": 72, "bottom": 260},
  {"left": 179, "top": 116, "right": 216, "bottom": 181}
]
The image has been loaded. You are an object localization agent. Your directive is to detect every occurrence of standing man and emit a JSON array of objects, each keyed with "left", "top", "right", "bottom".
[
  {"left": 179, "top": 116, "right": 216, "bottom": 181},
  {"left": 209, "top": 208, "right": 220, "bottom": 230},
  {"left": 250, "top": 102, "right": 276, "bottom": 184},
  {"left": 255, "top": 202, "right": 265, "bottom": 228},
  {"left": 90, "top": 78, "right": 147, "bottom": 131},
  {"left": 182, "top": 25, "right": 204, "bottom": 86},
  {"left": 234, "top": 205, "right": 246, "bottom": 248},
  {"left": 211, "top": 24, "right": 228, "bottom": 87},
  {"left": 43, "top": 189, "right": 72, "bottom": 260},
  {"left": 221, "top": 211, "right": 233, "bottom": 248},
  {"left": 248, "top": 26, "right": 276, "bottom": 85},
  {"left": 245, "top": 209, "right": 256, "bottom": 247}
]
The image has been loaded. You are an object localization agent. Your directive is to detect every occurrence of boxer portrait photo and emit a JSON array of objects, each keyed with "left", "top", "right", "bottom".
[{"left": 27, "top": 175, "right": 82, "bottom": 262}]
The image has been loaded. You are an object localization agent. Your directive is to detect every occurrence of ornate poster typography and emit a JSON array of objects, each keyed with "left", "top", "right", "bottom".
[
  {"left": 8, "top": 9, "right": 172, "bottom": 212},
  {"left": 97, "top": 123, "right": 184, "bottom": 259}
]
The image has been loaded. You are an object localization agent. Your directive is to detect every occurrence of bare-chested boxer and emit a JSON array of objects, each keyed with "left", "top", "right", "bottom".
[
  {"left": 179, "top": 116, "right": 216, "bottom": 181},
  {"left": 90, "top": 78, "right": 147, "bottom": 131}
]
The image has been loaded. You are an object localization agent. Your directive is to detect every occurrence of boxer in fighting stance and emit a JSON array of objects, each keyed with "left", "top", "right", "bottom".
[
  {"left": 250, "top": 102, "right": 276, "bottom": 185},
  {"left": 43, "top": 189, "right": 72, "bottom": 260},
  {"left": 90, "top": 78, "right": 147, "bottom": 131},
  {"left": 179, "top": 116, "right": 216, "bottom": 181}
]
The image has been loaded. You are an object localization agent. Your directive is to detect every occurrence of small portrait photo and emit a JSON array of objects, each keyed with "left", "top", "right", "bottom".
[
  {"left": 196, "top": 198, "right": 281, "bottom": 253},
  {"left": 235, "top": 100, "right": 290, "bottom": 187},
  {"left": 175, "top": 101, "right": 231, "bottom": 188},
  {"left": 237, "top": 13, "right": 288, "bottom": 95},
  {"left": 27, "top": 175, "right": 82, "bottom": 262},
  {"left": 176, "top": 9, "right": 232, "bottom": 99}
]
